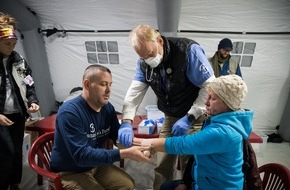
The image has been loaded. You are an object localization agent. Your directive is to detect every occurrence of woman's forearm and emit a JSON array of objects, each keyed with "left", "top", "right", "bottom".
[
  {"left": 151, "top": 138, "right": 166, "bottom": 152},
  {"left": 133, "top": 137, "right": 167, "bottom": 152}
]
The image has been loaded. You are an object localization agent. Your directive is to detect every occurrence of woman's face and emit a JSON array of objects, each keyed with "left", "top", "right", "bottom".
[
  {"left": 205, "top": 90, "right": 230, "bottom": 116},
  {"left": 0, "top": 38, "right": 17, "bottom": 57}
]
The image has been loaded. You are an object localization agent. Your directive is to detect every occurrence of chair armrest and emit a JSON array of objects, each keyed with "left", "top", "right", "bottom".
[{"left": 30, "top": 163, "right": 59, "bottom": 179}]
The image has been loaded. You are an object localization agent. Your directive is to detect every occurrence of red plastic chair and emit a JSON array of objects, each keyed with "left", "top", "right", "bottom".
[
  {"left": 28, "top": 132, "right": 63, "bottom": 190},
  {"left": 259, "top": 163, "right": 290, "bottom": 190}
]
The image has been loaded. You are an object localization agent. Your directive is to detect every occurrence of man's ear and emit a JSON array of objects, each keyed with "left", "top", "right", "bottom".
[
  {"left": 83, "top": 79, "right": 89, "bottom": 89},
  {"left": 157, "top": 37, "right": 163, "bottom": 46}
]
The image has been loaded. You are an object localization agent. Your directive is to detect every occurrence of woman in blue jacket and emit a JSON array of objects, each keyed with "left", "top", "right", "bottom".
[{"left": 136, "top": 74, "right": 252, "bottom": 190}]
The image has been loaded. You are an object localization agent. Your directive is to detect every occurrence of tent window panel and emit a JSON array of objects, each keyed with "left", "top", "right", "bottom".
[
  {"left": 109, "top": 54, "right": 119, "bottom": 64},
  {"left": 85, "top": 40, "right": 120, "bottom": 64},
  {"left": 241, "top": 56, "right": 253, "bottom": 67},
  {"left": 243, "top": 42, "right": 256, "bottom": 54},
  {"left": 85, "top": 41, "right": 96, "bottom": 52},
  {"left": 87, "top": 53, "right": 98, "bottom": 63},
  {"left": 232, "top": 42, "right": 243, "bottom": 54},
  {"left": 107, "top": 41, "right": 118, "bottom": 52},
  {"left": 96, "top": 41, "right": 107, "bottom": 52},
  {"left": 98, "top": 53, "right": 109, "bottom": 64}
]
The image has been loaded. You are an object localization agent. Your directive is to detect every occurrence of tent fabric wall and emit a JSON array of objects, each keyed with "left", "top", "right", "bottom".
[
  {"left": 41, "top": 31, "right": 290, "bottom": 131},
  {"left": 19, "top": 0, "right": 290, "bottom": 32},
  {"left": 0, "top": 0, "right": 57, "bottom": 116},
  {"left": 183, "top": 33, "right": 290, "bottom": 131},
  {"left": 0, "top": 0, "right": 40, "bottom": 30},
  {"left": 22, "top": 29, "right": 57, "bottom": 116},
  {"left": 180, "top": 1, "right": 290, "bottom": 32},
  {"left": 44, "top": 33, "right": 158, "bottom": 114},
  {"left": 2, "top": 0, "right": 290, "bottom": 131}
]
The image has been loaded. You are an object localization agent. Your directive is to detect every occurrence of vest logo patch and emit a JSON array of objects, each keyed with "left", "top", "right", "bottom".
[{"left": 199, "top": 64, "right": 209, "bottom": 73}]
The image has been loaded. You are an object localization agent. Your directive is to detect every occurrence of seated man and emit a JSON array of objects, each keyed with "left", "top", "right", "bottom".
[{"left": 50, "top": 64, "right": 151, "bottom": 190}]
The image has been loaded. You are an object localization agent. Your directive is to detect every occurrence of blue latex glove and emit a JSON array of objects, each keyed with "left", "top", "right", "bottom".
[
  {"left": 118, "top": 122, "right": 134, "bottom": 147},
  {"left": 172, "top": 115, "right": 193, "bottom": 136}
]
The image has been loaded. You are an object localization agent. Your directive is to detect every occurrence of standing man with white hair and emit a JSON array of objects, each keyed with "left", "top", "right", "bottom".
[
  {"left": 135, "top": 74, "right": 252, "bottom": 190},
  {"left": 118, "top": 24, "right": 215, "bottom": 189}
]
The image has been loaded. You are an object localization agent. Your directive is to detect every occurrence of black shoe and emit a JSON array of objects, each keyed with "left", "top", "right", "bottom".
[{"left": 267, "top": 133, "right": 282, "bottom": 143}]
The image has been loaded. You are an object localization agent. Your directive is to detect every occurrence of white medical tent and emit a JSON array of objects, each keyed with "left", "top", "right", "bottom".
[{"left": 1, "top": 0, "right": 290, "bottom": 139}]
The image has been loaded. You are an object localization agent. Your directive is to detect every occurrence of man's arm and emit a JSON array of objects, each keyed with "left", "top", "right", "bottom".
[
  {"left": 122, "top": 80, "right": 149, "bottom": 120},
  {"left": 119, "top": 62, "right": 149, "bottom": 147},
  {"left": 171, "top": 44, "right": 214, "bottom": 136},
  {"left": 187, "top": 75, "right": 215, "bottom": 118},
  {"left": 186, "top": 44, "right": 215, "bottom": 119}
]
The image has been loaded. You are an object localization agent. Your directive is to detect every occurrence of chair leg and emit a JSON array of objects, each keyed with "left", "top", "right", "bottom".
[
  {"left": 177, "top": 156, "right": 181, "bottom": 170},
  {"left": 36, "top": 132, "right": 44, "bottom": 186},
  {"left": 37, "top": 159, "right": 43, "bottom": 185},
  {"left": 120, "top": 159, "right": 124, "bottom": 168}
]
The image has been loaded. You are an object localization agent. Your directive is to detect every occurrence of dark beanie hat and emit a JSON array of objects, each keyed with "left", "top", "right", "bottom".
[{"left": 218, "top": 38, "right": 233, "bottom": 50}]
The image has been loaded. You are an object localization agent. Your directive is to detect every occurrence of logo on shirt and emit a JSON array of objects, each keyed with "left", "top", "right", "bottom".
[
  {"left": 86, "top": 123, "right": 110, "bottom": 139},
  {"left": 199, "top": 64, "right": 209, "bottom": 73},
  {"left": 90, "top": 123, "right": 95, "bottom": 133}
]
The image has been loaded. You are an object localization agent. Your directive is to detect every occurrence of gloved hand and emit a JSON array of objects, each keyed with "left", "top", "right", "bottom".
[
  {"left": 118, "top": 122, "right": 134, "bottom": 147},
  {"left": 172, "top": 115, "right": 193, "bottom": 136}
]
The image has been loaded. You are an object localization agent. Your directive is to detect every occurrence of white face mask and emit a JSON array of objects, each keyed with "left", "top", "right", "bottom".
[{"left": 145, "top": 43, "right": 162, "bottom": 68}]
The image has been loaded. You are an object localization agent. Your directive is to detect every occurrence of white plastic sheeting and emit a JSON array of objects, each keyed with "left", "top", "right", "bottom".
[
  {"left": 182, "top": 33, "right": 290, "bottom": 131},
  {"left": 16, "top": 0, "right": 290, "bottom": 131},
  {"left": 20, "top": 0, "right": 290, "bottom": 32},
  {"left": 43, "top": 33, "right": 157, "bottom": 113},
  {"left": 40, "top": 31, "right": 290, "bottom": 131}
]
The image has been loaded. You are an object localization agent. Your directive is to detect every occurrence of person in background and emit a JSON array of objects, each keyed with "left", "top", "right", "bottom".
[
  {"left": 50, "top": 64, "right": 151, "bottom": 190},
  {"left": 0, "top": 12, "right": 40, "bottom": 190},
  {"left": 136, "top": 74, "right": 252, "bottom": 190},
  {"left": 64, "top": 86, "right": 82, "bottom": 102},
  {"left": 208, "top": 38, "right": 242, "bottom": 77},
  {"left": 118, "top": 24, "right": 215, "bottom": 189}
]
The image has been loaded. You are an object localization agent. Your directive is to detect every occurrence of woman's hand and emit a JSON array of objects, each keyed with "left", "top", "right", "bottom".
[
  {"left": 0, "top": 114, "right": 14, "bottom": 126},
  {"left": 27, "top": 103, "right": 40, "bottom": 113}
]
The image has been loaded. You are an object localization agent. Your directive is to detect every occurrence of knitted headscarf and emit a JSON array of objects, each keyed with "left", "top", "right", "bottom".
[{"left": 209, "top": 75, "right": 247, "bottom": 110}]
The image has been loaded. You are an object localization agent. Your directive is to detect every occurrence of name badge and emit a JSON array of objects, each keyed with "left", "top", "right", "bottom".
[{"left": 23, "top": 75, "right": 34, "bottom": 86}]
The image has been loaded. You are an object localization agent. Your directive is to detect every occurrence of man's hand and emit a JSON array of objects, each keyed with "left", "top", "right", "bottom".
[
  {"left": 119, "top": 146, "right": 152, "bottom": 162},
  {"left": 172, "top": 115, "right": 193, "bottom": 136},
  {"left": 118, "top": 122, "right": 134, "bottom": 147}
]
